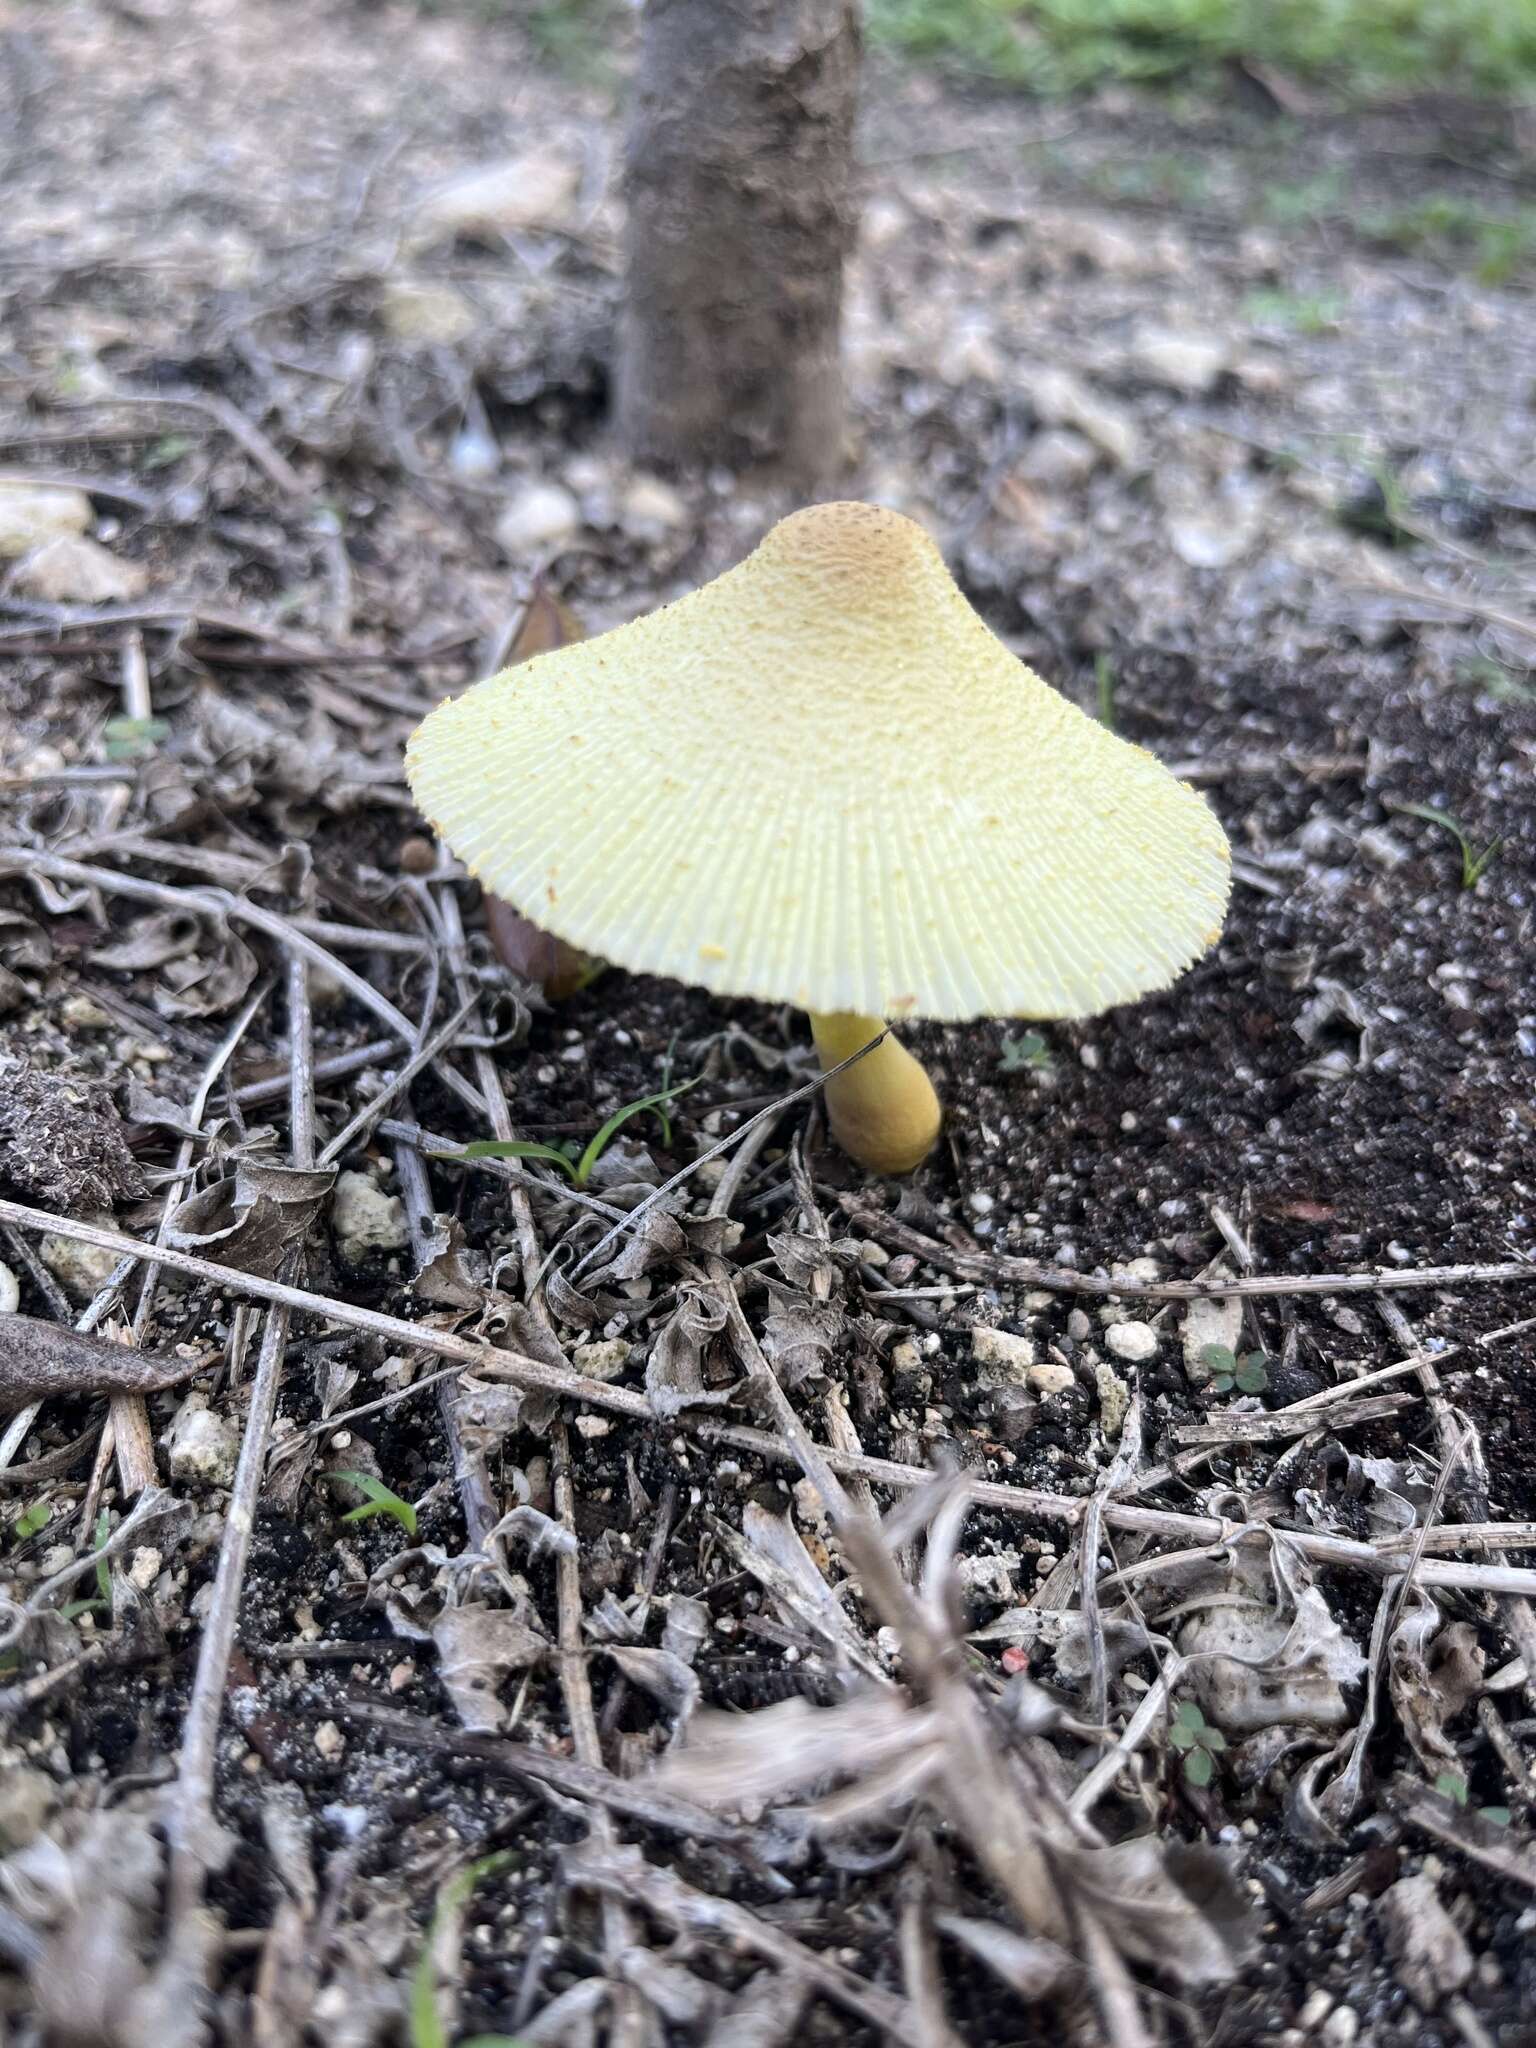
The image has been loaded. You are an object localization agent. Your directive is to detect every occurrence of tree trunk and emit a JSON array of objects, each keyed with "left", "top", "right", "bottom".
[{"left": 616, "top": 0, "right": 860, "bottom": 487}]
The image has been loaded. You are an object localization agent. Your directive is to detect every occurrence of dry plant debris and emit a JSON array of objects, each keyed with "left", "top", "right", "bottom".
[{"left": 1, "top": 3, "right": 1535, "bottom": 2043}]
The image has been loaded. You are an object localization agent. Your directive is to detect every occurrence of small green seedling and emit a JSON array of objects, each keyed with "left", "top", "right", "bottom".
[
  {"left": 1243, "top": 287, "right": 1344, "bottom": 335},
  {"left": 1200, "top": 1343, "right": 1268, "bottom": 1396},
  {"left": 1094, "top": 653, "right": 1117, "bottom": 731},
  {"left": 441, "top": 1075, "right": 698, "bottom": 1188},
  {"left": 328, "top": 1471, "right": 418, "bottom": 1537},
  {"left": 10, "top": 1499, "right": 51, "bottom": 1543},
  {"left": 60, "top": 1509, "right": 114, "bottom": 1621},
  {"left": 409, "top": 1848, "right": 525, "bottom": 2048},
  {"left": 1435, "top": 1771, "right": 1510, "bottom": 1826},
  {"left": 1459, "top": 656, "right": 1536, "bottom": 705},
  {"left": 1169, "top": 1699, "right": 1227, "bottom": 1787},
  {"left": 998, "top": 1029, "right": 1053, "bottom": 1075},
  {"left": 102, "top": 716, "right": 170, "bottom": 762},
  {"left": 1391, "top": 801, "right": 1504, "bottom": 890}
]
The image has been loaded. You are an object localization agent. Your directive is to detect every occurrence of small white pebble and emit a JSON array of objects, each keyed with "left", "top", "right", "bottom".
[
  {"left": 1026, "top": 1361, "right": 1075, "bottom": 1396},
  {"left": 1298, "top": 1990, "right": 1333, "bottom": 2029},
  {"left": 575, "top": 1415, "right": 612, "bottom": 1439},
  {"left": 966, "top": 1191, "right": 995, "bottom": 1217},
  {"left": 1105, "top": 1321, "right": 1158, "bottom": 1363},
  {"left": 313, "top": 1720, "right": 346, "bottom": 1762},
  {"left": 971, "top": 1326, "right": 1034, "bottom": 1373},
  {"left": 127, "top": 1547, "right": 161, "bottom": 1592}
]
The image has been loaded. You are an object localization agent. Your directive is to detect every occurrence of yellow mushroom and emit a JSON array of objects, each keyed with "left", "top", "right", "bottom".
[{"left": 406, "top": 501, "right": 1230, "bottom": 1175}]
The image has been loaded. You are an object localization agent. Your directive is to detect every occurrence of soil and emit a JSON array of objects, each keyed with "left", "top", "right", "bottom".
[{"left": 1, "top": 4, "right": 1535, "bottom": 2046}]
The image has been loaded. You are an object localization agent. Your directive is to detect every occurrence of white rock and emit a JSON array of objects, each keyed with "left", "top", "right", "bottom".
[
  {"left": 495, "top": 480, "right": 581, "bottom": 555},
  {"left": 128, "top": 1546, "right": 162, "bottom": 1591},
  {"left": 39, "top": 1229, "right": 120, "bottom": 1303},
  {"left": 0, "top": 482, "right": 92, "bottom": 560},
  {"left": 937, "top": 315, "right": 1004, "bottom": 385},
  {"left": 573, "top": 1338, "right": 629, "bottom": 1381},
  {"left": 0, "top": 1261, "right": 17, "bottom": 1313},
  {"left": 861, "top": 196, "right": 909, "bottom": 251},
  {"left": 1017, "top": 428, "right": 1098, "bottom": 488},
  {"left": 971, "top": 1325, "right": 1034, "bottom": 1374},
  {"left": 0, "top": 1765, "right": 56, "bottom": 1849},
  {"left": 11, "top": 534, "right": 147, "bottom": 602},
  {"left": 331, "top": 1170, "right": 409, "bottom": 1263},
  {"left": 314, "top": 1719, "right": 346, "bottom": 1761},
  {"left": 1321, "top": 2009, "right": 1358, "bottom": 2047},
  {"left": 409, "top": 151, "right": 580, "bottom": 248},
  {"left": 166, "top": 1396, "right": 238, "bottom": 1488},
  {"left": 1380, "top": 1873, "right": 1473, "bottom": 2007},
  {"left": 1106, "top": 1321, "right": 1158, "bottom": 1363},
  {"left": 1183, "top": 1278, "right": 1243, "bottom": 1381},
  {"left": 1029, "top": 366, "right": 1139, "bottom": 468},
  {"left": 1026, "top": 1360, "right": 1075, "bottom": 1396},
  {"left": 1133, "top": 325, "right": 1229, "bottom": 394},
  {"left": 620, "top": 473, "right": 688, "bottom": 534},
  {"left": 1096, "top": 1358, "right": 1130, "bottom": 1436},
  {"left": 379, "top": 278, "right": 478, "bottom": 346},
  {"left": 575, "top": 1414, "right": 611, "bottom": 1439}
]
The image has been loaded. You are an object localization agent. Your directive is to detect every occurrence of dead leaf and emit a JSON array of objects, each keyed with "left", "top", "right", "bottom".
[
  {"left": 646, "top": 1281, "right": 735, "bottom": 1417},
  {"left": 163, "top": 1157, "right": 334, "bottom": 1276}
]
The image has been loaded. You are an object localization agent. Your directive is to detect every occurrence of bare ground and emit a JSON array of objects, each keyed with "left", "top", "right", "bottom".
[{"left": 1, "top": 4, "right": 1535, "bottom": 2045}]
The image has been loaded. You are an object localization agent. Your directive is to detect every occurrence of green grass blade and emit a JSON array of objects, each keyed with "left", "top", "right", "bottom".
[
  {"left": 436, "top": 1140, "right": 579, "bottom": 1181},
  {"left": 409, "top": 1851, "right": 519, "bottom": 2048},
  {"left": 327, "top": 1471, "right": 418, "bottom": 1536},
  {"left": 575, "top": 1076, "right": 700, "bottom": 1186}
]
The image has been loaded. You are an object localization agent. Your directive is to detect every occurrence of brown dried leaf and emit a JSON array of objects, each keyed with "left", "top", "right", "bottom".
[
  {"left": 163, "top": 1157, "right": 333, "bottom": 1276},
  {"left": 646, "top": 1281, "right": 735, "bottom": 1417},
  {"left": 428, "top": 1603, "right": 548, "bottom": 1733},
  {"left": 1059, "top": 1836, "right": 1258, "bottom": 1988}
]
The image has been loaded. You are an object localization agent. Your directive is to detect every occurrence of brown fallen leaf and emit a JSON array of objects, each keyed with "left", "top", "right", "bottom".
[{"left": 0, "top": 1314, "right": 205, "bottom": 1413}]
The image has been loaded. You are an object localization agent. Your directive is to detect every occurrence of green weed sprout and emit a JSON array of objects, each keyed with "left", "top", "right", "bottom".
[
  {"left": 327, "top": 1471, "right": 418, "bottom": 1537},
  {"left": 1391, "top": 801, "right": 1503, "bottom": 890},
  {"left": 439, "top": 1075, "right": 698, "bottom": 1187},
  {"left": 410, "top": 1849, "right": 525, "bottom": 2048},
  {"left": 998, "top": 1029, "right": 1053, "bottom": 1075},
  {"left": 1169, "top": 1699, "right": 1227, "bottom": 1787},
  {"left": 1200, "top": 1343, "right": 1268, "bottom": 1396},
  {"left": 10, "top": 1499, "right": 51, "bottom": 1543},
  {"left": 1435, "top": 1771, "right": 1510, "bottom": 1826}
]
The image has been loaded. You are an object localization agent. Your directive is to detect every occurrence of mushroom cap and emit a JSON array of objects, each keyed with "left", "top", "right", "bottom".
[{"left": 406, "top": 502, "right": 1230, "bottom": 1021}]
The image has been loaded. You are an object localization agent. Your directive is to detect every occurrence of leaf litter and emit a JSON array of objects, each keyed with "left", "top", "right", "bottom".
[{"left": 0, "top": 6, "right": 1535, "bottom": 2044}]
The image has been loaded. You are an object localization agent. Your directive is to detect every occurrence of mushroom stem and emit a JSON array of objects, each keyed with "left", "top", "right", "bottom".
[{"left": 808, "top": 1012, "right": 942, "bottom": 1176}]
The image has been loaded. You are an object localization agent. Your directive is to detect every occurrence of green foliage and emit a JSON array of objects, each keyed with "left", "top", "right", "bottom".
[
  {"left": 1459, "top": 657, "right": 1536, "bottom": 705},
  {"left": 866, "top": 0, "right": 1536, "bottom": 97},
  {"left": 102, "top": 717, "right": 170, "bottom": 762},
  {"left": 1200, "top": 1343, "right": 1268, "bottom": 1396},
  {"left": 1434, "top": 1771, "right": 1511, "bottom": 1825},
  {"left": 443, "top": 1076, "right": 698, "bottom": 1188},
  {"left": 9, "top": 1499, "right": 51, "bottom": 1543},
  {"left": 59, "top": 1509, "right": 114, "bottom": 1621},
  {"left": 1169, "top": 1698, "right": 1227, "bottom": 1786},
  {"left": 999, "top": 1028, "right": 1053, "bottom": 1074},
  {"left": 409, "top": 1850, "right": 525, "bottom": 2048},
  {"left": 1243, "top": 287, "right": 1344, "bottom": 334},
  {"left": 1094, "top": 653, "right": 1118, "bottom": 731},
  {"left": 1361, "top": 193, "right": 1536, "bottom": 281},
  {"left": 328, "top": 1471, "right": 419, "bottom": 1536},
  {"left": 1391, "top": 802, "right": 1504, "bottom": 889}
]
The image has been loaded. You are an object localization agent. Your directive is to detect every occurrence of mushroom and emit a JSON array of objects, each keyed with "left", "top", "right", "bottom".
[{"left": 406, "top": 501, "right": 1230, "bottom": 1175}]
